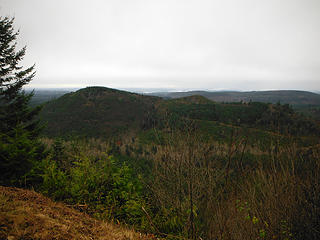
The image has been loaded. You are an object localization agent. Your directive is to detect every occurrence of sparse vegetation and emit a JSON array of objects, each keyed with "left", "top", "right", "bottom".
[{"left": 0, "top": 186, "right": 153, "bottom": 240}]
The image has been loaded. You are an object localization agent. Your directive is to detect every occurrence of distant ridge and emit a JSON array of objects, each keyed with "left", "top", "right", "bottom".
[
  {"left": 38, "top": 87, "right": 320, "bottom": 137},
  {"left": 149, "top": 90, "right": 320, "bottom": 106}
]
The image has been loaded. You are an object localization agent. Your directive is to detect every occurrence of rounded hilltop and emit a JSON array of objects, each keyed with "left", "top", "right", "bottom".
[{"left": 39, "top": 86, "right": 160, "bottom": 138}]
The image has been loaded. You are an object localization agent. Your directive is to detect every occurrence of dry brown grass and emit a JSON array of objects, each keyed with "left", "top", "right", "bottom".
[
  {"left": 204, "top": 144, "right": 320, "bottom": 240},
  {"left": 0, "top": 186, "right": 155, "bottom": 240}
]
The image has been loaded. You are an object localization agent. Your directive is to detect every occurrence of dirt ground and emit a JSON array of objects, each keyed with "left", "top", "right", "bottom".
[{"left": 0, "top": 186, "right": 154, "bottom": 240}]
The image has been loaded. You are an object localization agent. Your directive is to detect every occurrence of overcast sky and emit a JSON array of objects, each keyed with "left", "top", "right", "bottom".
[{"left": 1, "top": 0, "right": 320, "bottom": 91}]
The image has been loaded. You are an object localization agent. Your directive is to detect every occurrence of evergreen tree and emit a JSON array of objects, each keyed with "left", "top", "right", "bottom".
[{"left": 0, "top": 17, "right": 45, "bottom": 186}]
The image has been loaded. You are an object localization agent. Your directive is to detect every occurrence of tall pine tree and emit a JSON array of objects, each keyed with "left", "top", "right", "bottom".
[{"left": 0, "top": 17, "right": 45, "bottom": 186}]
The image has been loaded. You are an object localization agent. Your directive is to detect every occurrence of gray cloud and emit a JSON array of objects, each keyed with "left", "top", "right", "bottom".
[{"left": 1, "top": 0, "right": 320, "bottom": 90}]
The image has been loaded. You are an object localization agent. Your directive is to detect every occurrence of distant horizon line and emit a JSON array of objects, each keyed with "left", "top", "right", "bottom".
[{"left": 24, "top": 86, "right": 320, "bottom": 94}]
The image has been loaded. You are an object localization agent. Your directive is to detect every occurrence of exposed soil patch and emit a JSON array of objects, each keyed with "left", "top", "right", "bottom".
[{"left": 0, "top": 186, "right": 153, "bottom": 240}]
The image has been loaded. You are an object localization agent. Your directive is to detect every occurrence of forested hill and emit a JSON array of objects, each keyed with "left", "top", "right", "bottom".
[
  {"left": 39, "top": 86, "right": 320, "bottom": 138},
  {"left": 39, "top": 86, "right": 161, "bottom": 137},
  {"left": 150, "top": 90, "right": 320, "bottom": 106}
]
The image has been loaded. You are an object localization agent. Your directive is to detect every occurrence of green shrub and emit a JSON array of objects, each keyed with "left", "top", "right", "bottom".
[{"left": 40, "top": 145, "right": 147, "bottom": 228}]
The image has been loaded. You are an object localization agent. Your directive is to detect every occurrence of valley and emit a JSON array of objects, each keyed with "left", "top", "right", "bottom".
[
  {"left": 3, "top": 86, "right": 320, "bottom": 239},
  {"left": 37, "top": 87, "right": 320, "bottom": 239}
]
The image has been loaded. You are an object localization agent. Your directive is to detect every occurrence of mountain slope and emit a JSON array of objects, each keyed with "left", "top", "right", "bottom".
[
  {"left": 40, "top": 86, "right": 161, "bottom": 137},
  {"left": 158, "top": 94, "right": 320, "bottom": 137},
  {"left": 39, "top": 87, "right": 320, "bottom": 138},
  {"left": 151, "top": 90, "right": 320, "bottom": 106},
  {"left": 0, "top": 186, "right": 152, "bottom": 240}
]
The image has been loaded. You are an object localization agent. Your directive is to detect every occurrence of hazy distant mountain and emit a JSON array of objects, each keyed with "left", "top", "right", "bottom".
[
  {"left": 149, "top": 90, "right": 320, "bottom": 106},
  {"left": 29, "top": 88, "right": 320, "bottom": 108},
  {"left": 26, "top": 89, "right": 74, "bottom": 106}
]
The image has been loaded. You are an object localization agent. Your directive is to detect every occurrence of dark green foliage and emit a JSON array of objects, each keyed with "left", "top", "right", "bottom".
[
  {"left": 32, "top": 86, "right": 320, "bottom": 238},
  {"left": 0, "top": 17, "right": 45, "bottom": 186},
  {"left": 39, "top": 85, "right": 319, "bottom": 143},
  {"left": 40, "top": 140, "right": 148, "bottom": 228},
  {"left": 158, "top": 90, "right": 320, "bottom": 106},
  {"left": 34, "top": 119, "right": 319, "bottom": 239},
  {"left": 51, "top": 138, "right": 68, "bottom": 169},
  {"left": 295, "top": 105, "right": 320, "bottom": 121},
  {"left": 1, "top": 128, "right": 37, "bottom": 185},
  {"left": 162, "top": 97, "right": 320, "bottom": 137},
  {"left": 40, "top": 86, "right": 161, "bottom": 138}
]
